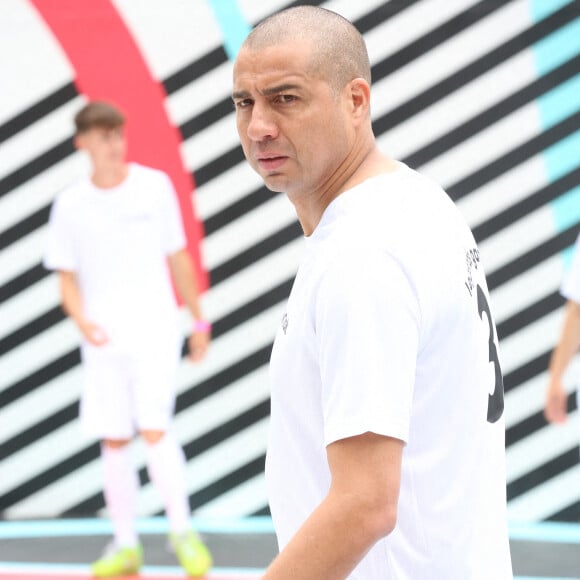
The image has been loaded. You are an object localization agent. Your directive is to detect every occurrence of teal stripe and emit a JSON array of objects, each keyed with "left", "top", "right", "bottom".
[
  {"left": 0, "top": 516, "right": 275, "bottom": 539},
  {"left": 207, "top": 0, "right": 251, "bottom": 60},
  {"left": 536, "top": 74, "right": 580, "bottom": 129},
  {"left": 0, "top": 562, "right": 266, "bottom": 576},
  {"left": 509, "top": 520, "right": 580, "bottom": 543},
  {"left": 529, "top": 0, "right": 574, "bottom": 25},
  {"left": 530, "top": 0, "right": 580, "bottom": 263},
  {"left": 541, "top": 131, "right": 580, "bottom": 182},
  {"left": 532, "top": 16, "right": 580, "bottom": 76}
]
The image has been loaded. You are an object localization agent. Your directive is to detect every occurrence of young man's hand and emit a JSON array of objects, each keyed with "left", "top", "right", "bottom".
[
  {"left": 78, "top": 320, "right": 109, "bottom": 346},
  {"left": 544, "top": 377, "right": 568, "bottom": 424},
  {"left": 188, "top": 329, "right": 210, "bottom": 362}
]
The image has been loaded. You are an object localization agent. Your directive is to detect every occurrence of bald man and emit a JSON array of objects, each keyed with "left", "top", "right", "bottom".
[{"left": 233, "top": 6, "right": 512, "bottom": 580}]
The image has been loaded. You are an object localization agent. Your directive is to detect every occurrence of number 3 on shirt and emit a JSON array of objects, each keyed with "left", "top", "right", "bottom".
[{"left": 477, "top": 285, "right": 504, "bottom": 424}]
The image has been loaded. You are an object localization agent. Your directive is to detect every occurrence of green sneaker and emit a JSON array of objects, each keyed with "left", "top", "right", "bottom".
[
  {"left": 170, "top": 531, "right": 212, "bottom": 577},
  {"left": 91, "top": 543, "right": 143, "bottom": 578}
]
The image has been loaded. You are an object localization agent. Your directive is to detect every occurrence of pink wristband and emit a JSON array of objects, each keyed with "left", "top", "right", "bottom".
[{"left": 193, "top": 319, "right": 212, "bottom": 332}]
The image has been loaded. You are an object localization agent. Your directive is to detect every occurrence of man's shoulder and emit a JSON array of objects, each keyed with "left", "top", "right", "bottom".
[{"left": 53, "top": 176, "right": 91, "bottom": 208}]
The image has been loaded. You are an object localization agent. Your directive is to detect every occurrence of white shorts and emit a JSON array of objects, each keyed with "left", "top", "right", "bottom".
[{"left": 79, "top": 336, "right": 181, "bottom": 439}]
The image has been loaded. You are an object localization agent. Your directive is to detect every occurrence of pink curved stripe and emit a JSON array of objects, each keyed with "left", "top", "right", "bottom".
[{"left": 31, "top": 0, "right": 208, "bottom": 291}]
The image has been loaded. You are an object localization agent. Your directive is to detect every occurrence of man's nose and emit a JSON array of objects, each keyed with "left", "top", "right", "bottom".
[{"left": 246, "top": 104, "right": 278, "bottom": 141}]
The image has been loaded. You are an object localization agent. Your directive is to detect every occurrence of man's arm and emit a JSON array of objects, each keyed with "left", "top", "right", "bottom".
[
  {"left": 263, "top": 432, "right": 403, "bottom": 580},
  {"left": 58, "top": 270, "right": 108, "bottom": 345},
  {"left": 167, "top": 249, "right": 210, "bottom": 362},
  {"left": 545, "top": 300, "right": 580, "bottom": 423}
]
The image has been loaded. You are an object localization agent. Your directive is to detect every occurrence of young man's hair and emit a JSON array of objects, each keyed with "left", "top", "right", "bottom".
[
  {"left": 74, "top": 101, "right": 125, "bottom": 135},
  {"left": 242, "top": 6, "right": 370, "bottom": 95}
]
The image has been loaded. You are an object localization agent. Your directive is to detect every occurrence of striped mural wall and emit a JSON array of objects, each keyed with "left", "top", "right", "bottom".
[{"left": 1, "top": 0, "right": 580, "bottom": 523}]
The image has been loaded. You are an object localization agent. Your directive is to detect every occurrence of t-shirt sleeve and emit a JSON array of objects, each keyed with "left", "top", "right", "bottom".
[
  {"left": 43, "top": 195, "right": 77, "bottom": 272},
  {"left": 159, "top": 172, "right": 187, "bottom": 255},
  {"left": 315, "top": 249, "right": 421, "bottom": 447},
  {"left": 561, "top": 234, "right": 580, "bottom": 304}
]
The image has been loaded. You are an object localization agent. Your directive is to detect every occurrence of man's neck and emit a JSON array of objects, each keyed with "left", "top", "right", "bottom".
[{"left": 91, "top": 163, "right": 129, "bottom": 189}]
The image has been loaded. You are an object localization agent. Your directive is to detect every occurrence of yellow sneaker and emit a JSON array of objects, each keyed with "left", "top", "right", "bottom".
[
  {"left": 91, "top": 543, "right": 143, "bottom": 578},
  {"left": 170, "top": 531, "right": 212, "bottom": 577}
]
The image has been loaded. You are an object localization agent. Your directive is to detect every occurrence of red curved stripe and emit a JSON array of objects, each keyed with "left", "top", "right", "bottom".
[{"left": 31, "top": 0, "right": 208, "bottom": 292}]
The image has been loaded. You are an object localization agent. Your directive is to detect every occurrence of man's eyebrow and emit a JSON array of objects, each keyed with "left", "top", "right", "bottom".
[{"left": 232, "top": 84, "right": 303, "bottom": 100}]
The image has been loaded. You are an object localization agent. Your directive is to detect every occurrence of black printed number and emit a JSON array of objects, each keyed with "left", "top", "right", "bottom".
[{"left": 477, "top": 285, "right": 504, "bottom": 423}]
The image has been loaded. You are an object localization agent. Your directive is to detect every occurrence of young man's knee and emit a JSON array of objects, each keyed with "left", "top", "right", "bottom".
[
  {"left": 102, "top": 438, "right": 131, "bottom": 449},
  {"left": 140, "top": 429, "right": 165, "bottom": 445}
]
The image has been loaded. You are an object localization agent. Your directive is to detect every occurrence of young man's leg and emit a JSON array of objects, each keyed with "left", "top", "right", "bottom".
[
  {"left": 91, "top": 438, "right": 143, "bottom": 577},
  {"left": 142, "top": 429, "right": 190, "bottom": 533},
  {"left": 142, "top": 429, "right": 212, "bottom": 577}
]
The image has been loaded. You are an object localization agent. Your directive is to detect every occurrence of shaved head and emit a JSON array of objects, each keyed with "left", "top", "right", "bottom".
[{"left": 241, "top": 6, "right": 370, "bottom": 94}]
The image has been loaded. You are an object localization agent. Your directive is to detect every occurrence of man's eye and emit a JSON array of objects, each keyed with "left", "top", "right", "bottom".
[
  {"left": 277, "top": 95, "right": 296, "bottom": 104},
  {"left": 235, "top": 99, "right": 252, "bottom": 109}
]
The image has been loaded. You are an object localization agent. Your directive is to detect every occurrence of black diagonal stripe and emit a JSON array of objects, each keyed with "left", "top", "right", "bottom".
[
  {"left": 193, "top": 145, "right": 246, "bottom": 188},
  {"left": 0, "top": 306, "right": 64, "bottom": 357},
  {"left": 487, "top": 225, "right": 580, "bottom": 292},
  {"left": 210, "top": 278, "right": 292, "bottom": 339},
  {"left": 372, "top": 2, "right": 580, "bottom": 139},
  {"left": 0, "top": 348, "right": 80, "bottom": 409},
  {"left": 180, "top": 98, "right": 235, "bottom": 142},
  {"left": 448, "top": 110, "right": 580, "bottom": 201},
  {"left": 371, "top": 0, "right": 502, "bottom": 88},
  {"left": 251, "top": 505, "right": 271, "bottom": 517},
  {"left": 404, "top": 53, "right": 580, "bottom": 169},
  {"left": 210, "top": 221, "right": 302, "bottom": 286},
  {"left": 353, "top": 0, "right": 424, "bottom": 35},
  {"left": 497, "top": 291, "right": 565, "bottom": 342},
  {"left": 506, "top": 393, "right": 575, "bottom": 448},
  {"left": 0, "top": 442, "right": 99, "bottom": 511},
  {"left": 504, "top": 349, "right": 550, "bottom": 393},
  {"left": 163, "top": 47, "right": 228, "bottom": 95},
  {"left": 0, "top": 264, "right": 50, "bottom": 305},
  {"left": 472, "top": 166, "right": 580, "bottom": 243},
  {"left": 176, "top": 344, "right": 272, "bottom": 413},
  {"left": 188, "top": 452, "right": 266, "bottom": 511},
  {"left": 0, "top": 205, "right": 50, "bottom": 252},
  {"left": 547, "top": 498, "right": 580, "bottom": 522},
  {"left": 0, "top": 83, "right": 77, "bottom": 144},
  {"left": 0, "top": 402, "right": 78, "bottom": 459},
  {"left": 0, "top": 138, "right": 74, "bottom": 199},
  {"left": 507, "top": 446, "right": 579, "bottom": 501},
  {"left": 204, "top": 185, "right": 275, "bottom": 236}
]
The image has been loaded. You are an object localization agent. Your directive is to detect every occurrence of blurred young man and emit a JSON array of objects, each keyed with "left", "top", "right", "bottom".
[
  {"left": 233, "top": 6, "right": 513, "bottom": 579},
  {"left": 44, "top": 101, "right": 212, "bottom": 578}
]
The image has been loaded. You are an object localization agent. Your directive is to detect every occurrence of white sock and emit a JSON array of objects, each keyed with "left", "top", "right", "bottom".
[
  {"left": 101, "top": 443, "right": 139, "bottom": 548},
  {"left": 145, "top": 433, "right": 191, "bottom": 535}
]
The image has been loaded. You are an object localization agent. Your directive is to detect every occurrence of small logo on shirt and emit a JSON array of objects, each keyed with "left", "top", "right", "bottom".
[
  {"left": 281, "top": 313, "right": 288, "bottom": 335},
  {"left": 464, "top": 247, "right": 481, "bottom": 297}
]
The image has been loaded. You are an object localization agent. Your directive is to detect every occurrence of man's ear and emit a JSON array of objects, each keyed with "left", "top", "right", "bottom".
[
  {"left": 73, "top": 133, "right": 84, "bottom": 151},
  {"left": 349, "top": 78, "right": 371, "bottom": 123}
]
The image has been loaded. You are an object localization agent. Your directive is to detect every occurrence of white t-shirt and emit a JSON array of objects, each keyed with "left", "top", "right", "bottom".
[
  {"left": 44, "top": 163, "right": 186, "bottom": 348},
  {"left": 561, "top": 234, "right": 580, "bottom": 303},
  {"left": 266, "top": 163, "right": 513, "bottom": 579}
]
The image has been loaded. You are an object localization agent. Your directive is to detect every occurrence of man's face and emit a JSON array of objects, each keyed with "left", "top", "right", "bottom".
[
  {"left": 233, "top": 42, "right": 353, "bottom": 198},
  {"left": 75, "top": 126, "right": 127, "bottom": 170}
]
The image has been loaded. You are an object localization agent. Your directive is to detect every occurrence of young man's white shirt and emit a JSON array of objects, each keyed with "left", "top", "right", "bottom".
[
  {"left": 266, "top": 163, "right": 513, "bottom": 579},
  {"left": 44, "top": 162, "right": 185, "bottom": 348}
]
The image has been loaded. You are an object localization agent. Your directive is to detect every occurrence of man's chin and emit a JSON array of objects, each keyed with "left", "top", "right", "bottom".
[{"left": 261, "top": 174, "right": 287, "bottom": 193}]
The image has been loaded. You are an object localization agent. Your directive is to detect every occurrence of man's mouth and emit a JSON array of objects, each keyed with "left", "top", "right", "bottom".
[{"left": 256, "top": 155, "right": 288, "bottom": 172}]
